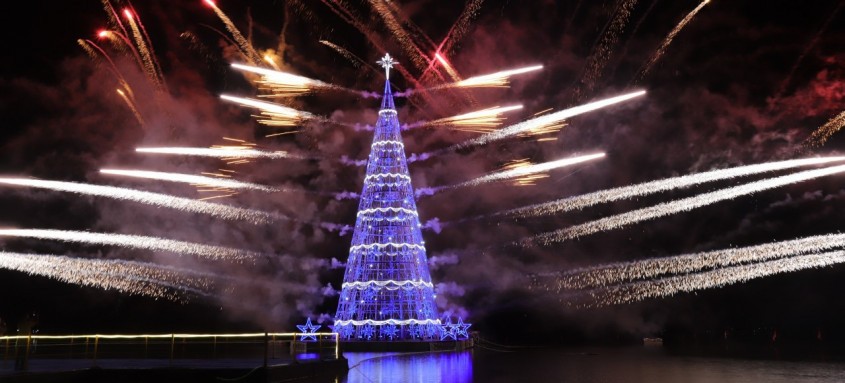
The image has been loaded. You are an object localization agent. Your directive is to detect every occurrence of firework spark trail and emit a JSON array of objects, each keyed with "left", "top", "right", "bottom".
[
  {"left": 540, "top": 233, "right": 845, "bottom": 291},
  {"left": 417, "top": 153, "right": 605, "bottom": 197},
  {"left": 635, "top": 0, "right": 711, "bottom": 82},
  {"left": 128, "top": 4, "right": 167, "bottom": 91},
  {"left": 803, "top": 110, "right": 845, "bottom": 149},
  {"left": 230, "top": 63, "right": 361, "bottom": 97},
  {"left": 523, "top": 164, "right": 845, "bottom": 246},
  {"left": 220, "top": 94, "right": 315, "bottom": 127},
  {"left": 504, "top": 156, "right": 845, "bottom": 218},
  {"left": 413, "top": 105, "right": 523, "bottom": 133},
  {"left": 573, "top": 0, "right": 639, "bottom": 101},
  {"left": 100, "top": 0, "right": 143, "bottom": 66},
  {"left": 606, "top": 0, "right": 660, "bottom": 80},
  {"left": 78, "top": 39, "right": 99, "bottom": 60},
  {"left": 231, "top": 63, "right": 324, "bottom": 94},
  {"left": 776, "top": 1, "right": 844, "bottom": 98},
  {"left": 433, "top": 53, "right": 462, "bottom": 83},
  {"left": 0, "top": 178, "right": 276, "bottom": 224},
  {"left": 83, "top": 38, "right": 135, "bottom": 98},
  {"left": 367, "top": 0, "right": 427, "bottom": 72},
  {"left": 430, "top": 65, "right": 543, "bottom": 89},
  {"left": 319, "top": 40, "right": 368, "bottom": 70},
  {"left": 420, "top": 90, "right": 645, "bottom": 158},
  {"left": 136, "top": 147, "right": 304, "bottom": 160},
  {"left": 204, "top": 0, "right": 262, "bottom": 64},
  {"left": 0, "top": 229, "right": 260, "bottom": 262},
  {"left": 116, "top": 89, "right": 145, "bottom": 126},
  {"left": 123, "top": 8, "right": 163, "bottom": 89},
  {"left": 582, "top": 250, "right": 845, "bottom": 307},
  {"left": 0, "top": 252, "right": 210, "bottom": 300},
  {"left": 438, "top": 0, "right": 485, "bottom": 58},
  {"left": 99, "top": 30, "right": 146, "bottom": 72},
  {"left": 100, "top": 169, "right": 279, "bottom": 192}
]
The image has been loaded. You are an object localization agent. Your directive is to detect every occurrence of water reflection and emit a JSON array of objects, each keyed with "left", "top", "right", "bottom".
[{"left": 343, "top": 351, "right": 472, "bottom": 383}]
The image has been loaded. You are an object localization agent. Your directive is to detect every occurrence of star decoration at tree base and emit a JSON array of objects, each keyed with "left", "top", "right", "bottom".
[{"left": 296, "top": 317, "right": 321, "bottom": 341}]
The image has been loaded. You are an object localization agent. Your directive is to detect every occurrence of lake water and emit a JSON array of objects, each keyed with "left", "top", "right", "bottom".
[{"left": 334, "top": 347, "right": 845, "bottom": 383}]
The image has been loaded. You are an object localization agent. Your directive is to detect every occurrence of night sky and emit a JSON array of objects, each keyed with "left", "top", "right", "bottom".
[{"left": 0, "top": 0, "right": 844, "bottom": 344}]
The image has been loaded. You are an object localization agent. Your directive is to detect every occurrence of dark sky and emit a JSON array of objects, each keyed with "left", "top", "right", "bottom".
[{"left": 0, "top": 0, "right": 844, "bottom": 343}]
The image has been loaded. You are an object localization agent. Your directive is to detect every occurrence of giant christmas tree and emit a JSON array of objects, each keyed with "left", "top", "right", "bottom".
[{"left": 333, "top": 54, "right": 441, "bottom": 341}]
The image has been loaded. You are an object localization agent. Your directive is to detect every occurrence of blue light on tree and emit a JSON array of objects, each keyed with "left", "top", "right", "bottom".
[{"left": 333, "top": 54, "right": 441, "bottom": 341}]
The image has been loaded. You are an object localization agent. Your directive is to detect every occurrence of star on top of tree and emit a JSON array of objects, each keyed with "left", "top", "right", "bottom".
[{"left": 377, "top": 53, "right": 397, "bottom": 80}]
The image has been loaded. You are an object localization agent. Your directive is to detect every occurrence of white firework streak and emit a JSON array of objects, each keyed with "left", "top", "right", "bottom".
[
  {"left": 230, "top": 63, "right": 329, "bottom": 94},
  {"left": 449, "top": 91, "right": 646, "bottom": 151},
  {"left": 584, "top": 250, "right": 845, "bottom": 307},
  {"left": 0, "top": 178, "right": 275, "bottom": 224},
  {"left": 0, "top": 229, "right": 260, "bottom": 262},
  {"left": 220, "top": 94, "right": 314, "bottom": 127},
  {"left": 0, "top": 251, "right": 210, "bottom": 300},
  {"left": 135, "top": 147, "right": 299, "bottom": 160},
  {"left": 420, "top": 105, "right": 524, "bottom": 133},
  {"left": 637, "top": 0, "right": 711, "bottom": 80},
  {"left": 525, "top": 164, "right": 845, "bottom": 246},
  {"left": 100, "top": 169, "right": 279, "bottom": 192},
  {"left": 451, "top": 153, "right": 605, "bottom": 190},
  {"left": 505, "top": 156, "right": 845, "bottom": 218},
  {"left": 455, "top": 65, "right": 544, "bottom": 88},
  {"left": 543, "top": 233, "right": 845, "bottom": 291}
]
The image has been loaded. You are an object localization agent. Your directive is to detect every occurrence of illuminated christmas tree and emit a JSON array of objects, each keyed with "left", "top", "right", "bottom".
[{"left": 333, "top": 54, "right": 441, "bottom": 341}]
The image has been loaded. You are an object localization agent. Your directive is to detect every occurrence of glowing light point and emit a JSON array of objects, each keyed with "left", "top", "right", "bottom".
[
  {"left": 203, "top": 0, "right": 216, "bottom": 7},
  {"left": 377, "top": 53, "right": 397, "bottom": 80},
  {"left": 296, "top": 318, "right": 321, "bottom": 341},
  {"left": 97, "top": 30, "right": 110, "bottom": 39},
  {"left": 123, "top": 9, "right": 133, "bottom": 19}
]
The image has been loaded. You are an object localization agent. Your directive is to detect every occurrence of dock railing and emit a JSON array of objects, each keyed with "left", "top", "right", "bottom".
[{"left": 0, "top": 332, "right": 339, "bottom": 372}]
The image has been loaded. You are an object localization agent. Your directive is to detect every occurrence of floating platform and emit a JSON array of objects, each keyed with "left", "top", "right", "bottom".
[{"left": 341, "top": 338, "right": 474, "bottom": 352}]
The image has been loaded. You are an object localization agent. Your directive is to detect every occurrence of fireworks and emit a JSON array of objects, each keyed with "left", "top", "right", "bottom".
[
  {"left": 203, "top": 0, "right": 262, "bottom": 63},
  {"left": 804, "top": 110, "right": 845, "bottom": 149},
  {"left": 573, "top": 0, "right": 639, "bottom": 100},
  {"left": 450, "top": 90, "right": 646, "bottom": 151},
  {"left": 504, "top": 156, "right": 845, "bottom": 218},
  {"left": 100, "top": 169, "right": 279, "bottom": 192},
  {"left": 461, "top": 153, "right": 605, "bottom": 188},
  {"left": 135, "top": 146, "right": 301, "bottom": 161},
  {"left": 230, "top": 63, "right": 329, "bottom": 96},
  {"left": 116, "top": 88, "right": 145, "bottom": 126},
  {"left": 219, "top": 94, "right": 315, "bottom": 127},
  {"left": 0, "top": 178, "right": 275, "bottom": 224},
  {"left": 585, "top": 250, "right": 845, "bottom": 307},
  {"left": 541, "top": 233, "right": 845, "bottom": 291},
  {"left": 419, "top": 153, "right": 605, "bottom": 197},
  {"left": 636, "top": 0, "right": 711, "bottom": 81},
  {"left": 122, "top": 7, "right": 165, "bottom": 89},
  {"left": 449, "top": 65, "right": 544, "bottom": 88},
  {"left": 319, "top": 40, "right": 367, "bottom": 69},
  {"left": 367, "top": 0, "right": 427, "bottom": 72},
  {"left": 0, "top": 229, "right": 259, "bottom": 262},
  {"left": 524, "top": 163, "right": 845, "bottom": 246},
  {"left": 421, "top": 105, "right": 523, "bottom": 133},
  {"left": 0, "top": 251, "right": 211, "bottom": 301}
]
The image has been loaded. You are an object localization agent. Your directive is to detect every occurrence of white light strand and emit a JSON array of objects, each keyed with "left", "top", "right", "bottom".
[
  {"left": 349, "top": 243, "right": 426, "bottom": 252},
  {"left": 341, "top": 279, "right": 434, "bottom": 290},
  {"left": 357, "top": 207, "right": 418, "bottom": 217},
  {"left": 333, "top": 319, "right": 441, "bottom": 326}
]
